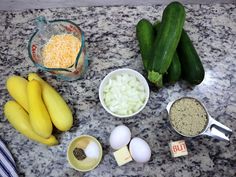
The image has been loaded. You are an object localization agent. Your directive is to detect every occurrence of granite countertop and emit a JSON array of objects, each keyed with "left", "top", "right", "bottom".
[{"left": 0, "top": 3, "right": 236, "bottom": 177}]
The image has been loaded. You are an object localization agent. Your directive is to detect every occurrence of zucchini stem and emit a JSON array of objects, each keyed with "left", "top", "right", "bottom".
[{"left": 148, "top": 70, "right": 163, "bottom": 87}]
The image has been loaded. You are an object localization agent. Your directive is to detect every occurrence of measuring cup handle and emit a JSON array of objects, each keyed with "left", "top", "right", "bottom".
[{"left": 203, "top": 116, "right": 232, "bottom": 141}]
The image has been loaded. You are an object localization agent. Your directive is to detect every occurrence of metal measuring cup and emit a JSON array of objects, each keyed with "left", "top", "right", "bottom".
[{"left": 166, "top": 97, "right": 232, "bottom": 141}]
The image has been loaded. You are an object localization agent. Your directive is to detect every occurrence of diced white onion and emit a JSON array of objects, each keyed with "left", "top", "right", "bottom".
[{"left": 103, "top": 73, "right": 146, "bottom": 116}]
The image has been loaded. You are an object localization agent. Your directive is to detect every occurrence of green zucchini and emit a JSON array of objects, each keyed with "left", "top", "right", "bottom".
[
  {"left": 177, "top": 29, "right": 205, "bottom": 85},
  {"left": 148, "top": 1, "right": 185, "bottom": 87},
  {"left": 165, "top": 53, "right": 181, "bottom": 83},
  {"left": 154, "top": 22, "right": 182, "bottom": 83},
  {"left": 136, "top": 19, "right": 155, "bottom": 71}
]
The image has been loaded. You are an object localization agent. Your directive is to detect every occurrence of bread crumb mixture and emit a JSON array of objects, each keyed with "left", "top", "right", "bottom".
[{"left": 170, "top": 98, "right": 207, "bottom": 136}]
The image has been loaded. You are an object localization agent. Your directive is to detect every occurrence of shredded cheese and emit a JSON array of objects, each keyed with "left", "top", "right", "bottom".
[{"left": 42, "top": 34, "right": 81, "bottom": 68}]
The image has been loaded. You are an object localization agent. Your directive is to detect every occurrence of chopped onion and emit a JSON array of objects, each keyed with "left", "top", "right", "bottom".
[{"left": 103, "top": 73, "right": 146, "bottom": 116}]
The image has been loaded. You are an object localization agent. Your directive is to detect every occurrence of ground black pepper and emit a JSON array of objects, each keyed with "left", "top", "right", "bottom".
[{"left": 73, "top": 147, "right": 86, "bottom": 160}]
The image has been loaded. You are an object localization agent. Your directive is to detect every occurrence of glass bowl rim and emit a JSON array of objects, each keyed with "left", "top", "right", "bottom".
[{"left": 27, "top": 19, "right": 85, "bottom": 72}]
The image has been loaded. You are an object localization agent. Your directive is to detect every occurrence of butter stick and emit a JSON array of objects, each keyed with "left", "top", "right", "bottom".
[
  {"left": 169, "top": 140, "right": 188, "bottom": 157},
  {"left": 113, "top": 146, "right": 133, "bottom": 166}
]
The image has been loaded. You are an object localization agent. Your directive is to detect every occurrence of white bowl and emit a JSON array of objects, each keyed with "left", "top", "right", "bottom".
[{"left": 99, "top": 68, "right": 149, "bottom": 118}]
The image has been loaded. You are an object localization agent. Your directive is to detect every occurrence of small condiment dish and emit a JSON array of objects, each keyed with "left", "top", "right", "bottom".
[
  {"left": 67, "top": 135, "right": 103, "bottom": 172},
  {"left": 99, "top": 68, "right": 149, "bottom": 118}
]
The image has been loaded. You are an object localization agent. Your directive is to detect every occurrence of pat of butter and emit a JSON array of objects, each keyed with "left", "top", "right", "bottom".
[
  {"left": 113, "top": 146, "right": 133, "bottom": 166},
  {"left": 169, "top": 140, "right": 188, "bottom": 157}
]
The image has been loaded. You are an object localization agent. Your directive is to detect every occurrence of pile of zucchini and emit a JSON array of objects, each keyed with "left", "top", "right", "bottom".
[{"left": 136, "top": 1, "right": 205, "bottom": 87}]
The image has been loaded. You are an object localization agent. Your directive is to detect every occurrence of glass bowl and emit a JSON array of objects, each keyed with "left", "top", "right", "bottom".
[{"left": 28, "top": 16, "right": 88, "bottom": 81}]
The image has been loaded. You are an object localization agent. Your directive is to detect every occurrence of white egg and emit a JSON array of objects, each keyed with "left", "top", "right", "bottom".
[
  {"left": 109, "top": 125, "right": 131, "bottom": 150},
  {"left": 129, "top": 137, "right": 151, "bottom": 163}
]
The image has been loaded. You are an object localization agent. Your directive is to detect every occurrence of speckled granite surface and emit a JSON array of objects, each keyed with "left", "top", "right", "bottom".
[{"left": 0, "top": 3, "right": 236, "bottom": 177}]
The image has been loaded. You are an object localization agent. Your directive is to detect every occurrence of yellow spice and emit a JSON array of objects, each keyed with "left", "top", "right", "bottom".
[{"left": 42, "top": 34, "right": 81, "bottom": 68}]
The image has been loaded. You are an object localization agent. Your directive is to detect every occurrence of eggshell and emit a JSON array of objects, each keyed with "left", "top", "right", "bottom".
[
  {"left": 109, "top": 125, "right": 131, "bottom": 150},
  {"left": 129, "top": 137, "right": 151, "bottom": 163}
]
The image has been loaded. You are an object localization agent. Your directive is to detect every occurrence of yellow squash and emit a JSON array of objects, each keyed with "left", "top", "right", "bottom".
[
  {"left": 28, "top": 73, "right": 73, "bottom": 131},
  {"left": 6, "top": 75, "right": 29, "bottom": 112},
  {"left": 4, "top": 101, "right": 58, "bottom": 146},
  {"left": 27, "top": 80, "right": 53, "bottom": 138}
]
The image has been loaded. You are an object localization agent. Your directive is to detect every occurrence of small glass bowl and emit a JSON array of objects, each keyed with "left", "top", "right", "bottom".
[{"left": 28, "top": 16, "right": 88, "bottom": 81}]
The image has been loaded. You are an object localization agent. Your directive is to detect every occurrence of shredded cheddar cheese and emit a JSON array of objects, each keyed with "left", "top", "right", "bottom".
[{"left": 42, "top": 34, "right": 81, "bottom": 68}]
